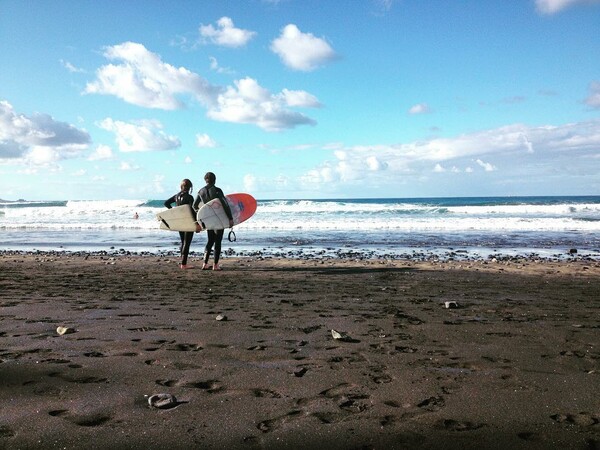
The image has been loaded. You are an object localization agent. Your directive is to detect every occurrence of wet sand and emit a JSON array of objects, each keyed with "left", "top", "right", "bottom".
[{"left": 0, "top": 253, "right": 598, "bottom": 449}]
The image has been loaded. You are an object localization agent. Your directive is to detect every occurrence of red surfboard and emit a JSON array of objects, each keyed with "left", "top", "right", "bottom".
[{"left": 196, "top": 193, "right": 257, "bottom": 230}]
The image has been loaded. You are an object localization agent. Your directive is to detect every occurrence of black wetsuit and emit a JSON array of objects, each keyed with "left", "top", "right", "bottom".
[
  {"left": 164, "top": 190, "right": 196, "bottom": 265},
  {"left": 193, "top": 184, "right": 233, "bottom": 265}
]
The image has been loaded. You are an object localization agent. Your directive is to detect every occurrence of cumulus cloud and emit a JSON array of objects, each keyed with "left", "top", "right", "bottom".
[
  {"left": 408, "top": 103, "right": 431, "bottom": 115},
  {"left": 0, "top": 100, "right": 90, "bottom": 163},
  {"left": 209, "top": 56, "right": 234, "bottom": 74},
  {"left": 366, "top": 155, "right": 388, "bottom": 171},
  {"left": 119, "top": 161, "right": 139, "bottom": 171},
  {"left": 585, "top": 81, "right": 600, "bottom": 109},
  {"left": 200, "top": 17, "right": 256, "bottom": 48},
  {"left": 280, "top": 89, "right": 322, "bottom": 108},
  {"left": 84, "top": 42, "right": 221, "bottom": 109},
  {"left": 476, "top": 159, "right": 496, "bottom": 171},
  {"left": 196, "top": 133, "right": 217, "bottom": 148},
  {"left": 88, "top": 144, "right": 114, "bottom": 161},
  {"left": 98, "top": 118, "right": 181, "bottom": 152},
  {"left": 301, "top": 120, "right": 600, "bottom": 186},
  {"left": 270, "top": 24, "right": 337, "bottom": 71},
  {"left": 207, "top": 77, "right": 317, "bottom": 131},
  {"left": 535, "top": 0, "right": 600, "bottom": 14},
  {"left": 85, "top": 42, "right": 320, "bottom": 131}
]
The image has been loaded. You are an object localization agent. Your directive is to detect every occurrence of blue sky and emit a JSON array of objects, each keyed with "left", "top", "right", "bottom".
[{"left": 1, "top": 0, "right": 599, "bottom": 200}]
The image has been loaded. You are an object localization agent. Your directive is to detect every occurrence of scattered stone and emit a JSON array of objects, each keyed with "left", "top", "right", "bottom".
[
  {"left": 293, "top": 367, "right": 308, "bottom": 377},
  {"left": 148, "top": 393, "right": 178, "bottom": 409},
  {"left": 56, "top": 326, "right": 76, "bottom": 335},
  {"left": 331, "top": 329, "right": 352, "bottom": 341},
  {"left": 215, "top": 314, "right": 227, "bottom": 321},
  {"left": 444, "top": 301, "right": 459, "bottom": 309}
]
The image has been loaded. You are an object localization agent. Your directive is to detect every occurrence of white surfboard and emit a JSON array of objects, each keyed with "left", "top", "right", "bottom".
[{"left": 156, "top": 205, "right": 197, "bottom": 232}]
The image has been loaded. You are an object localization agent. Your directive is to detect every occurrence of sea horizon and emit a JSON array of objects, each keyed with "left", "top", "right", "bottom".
[{"left": 1, "top": 195, "right": 599, "bottom": 261}]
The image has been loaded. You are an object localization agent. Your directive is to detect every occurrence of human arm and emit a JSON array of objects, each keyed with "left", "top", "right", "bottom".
[
  {"left": 163, "top": 194, "right": 177, "bottom": 209},
  {"left": 216, "top": 188, "right": 234, "bottom": 228}
]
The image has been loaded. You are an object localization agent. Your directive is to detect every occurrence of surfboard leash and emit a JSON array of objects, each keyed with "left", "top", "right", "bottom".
[{"left": 228, "top": 229, "right": 236, "bottom": 242}]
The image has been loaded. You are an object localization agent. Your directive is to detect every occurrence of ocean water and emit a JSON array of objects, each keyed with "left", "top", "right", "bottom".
[{"left": 1, "top": 196, "right": 599, "bottom": 260}]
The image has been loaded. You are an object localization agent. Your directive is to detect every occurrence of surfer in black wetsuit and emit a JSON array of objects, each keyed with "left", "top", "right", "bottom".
[
  {"left": 193, "top": 172, "right": 234, "bottom": 271},
  {"left": 164, "top": 179, "right": 196, "bottom": 269}
]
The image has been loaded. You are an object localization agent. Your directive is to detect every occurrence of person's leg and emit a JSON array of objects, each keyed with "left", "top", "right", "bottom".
[
  {"left": 180, "top": 232, "right": 194, "bottom": 267},
  {"left": 203, "top": 230, "right": 216, "bottom": 269},
  {"left": 213, "top": 229, "right": 225, "bottom": 269},
  {"left": 178, "top": 231, "right": 185, "bottom": 255}
]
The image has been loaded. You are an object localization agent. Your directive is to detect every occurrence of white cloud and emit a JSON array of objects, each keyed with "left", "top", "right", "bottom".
[
  {"left": 200, "top": 17, "right": 256, "bottom": 48},
  {"left": 243, "top": 174, "right": 257, "bottom": 192},
  {"left": 85, "top": 42, "right": 319, "bottom": 131},
  {"left": 98, "top": 118, "right": 181, "bottom": 152},
  {"left": 280, "top": 89, "right": 322, "bottom": 108},
  {"left": 207, "top": 77, "right": 317, "bottom": 131},
  {"left": 300, "top": 120, "right": 600, "bottom": 187},
  {"left": 184, "top": 156, "right": 192, "bottom": 164},
  {"left": 209, "top": 56, "right": 234, "bottom": 74},
  {"left": 408, "top": 103, "right": 431, "bottom": 115},
  {"left": 88, "top": 144, "right": 114, "bottom": 161},
  {"left": 26, "top": 147, "right": 61, "bottom": 165},
  {"left": 270, "top": 24, "right": 337, "bottom": 71},
  {"left": 535, "top": 0, "right": 600, "bottom": 14},
  {"left": 60, "top": 59, "right": 85, "bottom": 73},
  {"left": 119, "top": 161, "right": 139, "bottom": 171},
  {"left": 85, "top": 42, "right": 221, "bottom": 109},
  {"left": 196, "top": 133, "right": 217, "bottom": 148},
  {"left": 153, "top": 174, "right": 166, "bottom": 194},
  {"left": 585, "top": 81, "right": 600, "bottom": 109},
  {"left": 366, "top": 155, "right": 388, "bottom": 171},
  {"left": 476, "top": 159, "right": 497, "bottom": 172},
  {"left": 0, "top": 100, "right": 90, "bottom": 163}
]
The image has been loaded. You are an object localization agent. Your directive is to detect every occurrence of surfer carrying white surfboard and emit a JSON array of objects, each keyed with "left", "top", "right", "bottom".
[
  {"left": 164, "top": 178, "right": 196, "bottom": 269},
  {"left": 193, "top": 172, "right": 233, "bottom": 271}
]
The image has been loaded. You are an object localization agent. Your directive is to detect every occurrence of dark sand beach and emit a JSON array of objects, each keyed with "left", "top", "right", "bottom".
[{"left": 0, "top": 253, "right": 598, "bottom": 449}]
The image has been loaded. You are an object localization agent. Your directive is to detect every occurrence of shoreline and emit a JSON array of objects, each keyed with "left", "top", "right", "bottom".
[
  {"left": 1, "top": 254, "right": 598, "bottom": 448},
  {"left": 1, "top": 246, "right": 598, "bottom": 263}
]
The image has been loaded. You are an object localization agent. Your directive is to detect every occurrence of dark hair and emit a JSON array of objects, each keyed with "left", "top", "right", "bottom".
[
  {"left": 181, "top": 178, "right": 193, "bottom": 192},
  {"left": 204, "top": 172, "right": 216, "bottom": 184}
]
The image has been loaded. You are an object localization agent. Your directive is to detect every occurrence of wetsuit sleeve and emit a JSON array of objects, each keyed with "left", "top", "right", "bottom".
[
  {"left": 184, "top": 193, "right": 196, "bottom": 220},
  {"left": 164, "top": 194, "right": 177, "bottom": 209},
  {"left": 216, "top": 188, "right": 233, "bottom": 220},
  {"left": 193, "top": 191, "right": 203, "bottom": 212}
]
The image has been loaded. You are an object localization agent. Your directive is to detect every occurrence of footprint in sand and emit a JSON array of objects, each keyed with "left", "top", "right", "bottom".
[
  {"left": 156, "top": 379, "right": 179, "bottom": 387},
  {"left": 438, "top": 419, "right": 485, "bottom": 431},
  {"left": 47, "top": 372, "right": 108, "bottom": 384},
  {"left": 0, "top": 425, "right": 16, "bottom": 438},
  {"left": 167, "top": 343, "right": 203, "bottom": 352},
  {"left": 251, "top": 389, "right": 282, "bottom": 399},
  {"left": 417, "top": 396, "right": 445, "bottom": 411},
  {"left": 184, "top": 380, "right": 224, "bottom": 393},
  {"left": 257, "top": 410, "right": 303, "bottom": 433},
  {"left": 48, "top": 409, "right": 112, "bottom": 427},
  {"left": 551, "top": 412, "right": 599, "bottom": 427}
]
